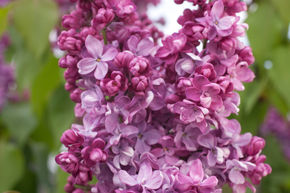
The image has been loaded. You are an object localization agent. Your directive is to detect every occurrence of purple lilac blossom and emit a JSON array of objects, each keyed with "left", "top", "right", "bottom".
[
  {"left": 0, "top": 35, "right": 14, "bottom": 111},
  {"left": 55, "top": 0, "right": 271, "bottom": 192},
  {"left": 261, "top": 107, "right": 290, "bottom": 160}
]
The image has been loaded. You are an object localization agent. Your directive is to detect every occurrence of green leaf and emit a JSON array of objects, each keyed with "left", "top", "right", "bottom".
[
  {"left": 13, "top": 0, "right": 58, "bottom": 58},
  {"left": 47, "top": 86, "right": 75, "bottom": 149},
  {"left": 0, "top": 141, "right": 24, "bottom": 192},
  {"left": 270, "top": 0, "right": 290, "bottom": 23},
  {"left": 236, "top": 101, "right": 268, "bottom": 135},
  {"left": 239, "top": 77, "right": 268, "bottom": 114},
  {"left": 0, "top": 103, "right": 37, "bottom": 145},
  {"left": 0, "top": 5, "right": 11, "bottom": 35},
  {"left": 265, "top": 82, "right": 289, "bottom": 117},
  {"left": 29, "top": 142, "right": 53, "bottom": 192},
  {"left": 268, "top": 46, "right": 290, "bottom": 109},
  {"left": 7, "top": 26, "right": 43, "bottom": 90},
  {"left": 56, "top": 169, "right": 69, "bottom": 193},
  {"left": 247, "top": 2, "right": 284, "bottom": 64},
  {"left": 31, "top": 54, "right": 61, "bottom": 117}
]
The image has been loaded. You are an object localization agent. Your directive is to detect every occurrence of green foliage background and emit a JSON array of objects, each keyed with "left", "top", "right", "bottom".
[{"left": 0, "top": 0, "right": 289, "bottom": 192}]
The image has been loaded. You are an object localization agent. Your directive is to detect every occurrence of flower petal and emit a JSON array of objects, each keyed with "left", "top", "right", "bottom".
[
  {"left": 94, "top": 62, "right": 108, "bottom": 80},
  {"left": 189, "top": 159, "right": 204, "bottom": 184},
  {"left": 137, "top": 162, "right": 152, "bottom": 184},
  {"left": 102, "top": 47, "right": 118, "bottom": 61},
  {"left": 86, "top": 35, "right": 103, "bottom": 58},
  {"left": 118, "top": 170, "right": 138, "bottom": 186},
  {"left": 229, "top": 169, "right": 245, "bottom": 184},
  {"left": 211, "top": 0, "right": 224, "bottom": 19},
  {"left": 77, "top": 58, "right": 97, "bottom": 75},
  {"left": 218, "top": 16, "right": 235, "bottom": 30},
  {"left": 144, "top": 170, "right": 163, "bottom": 190}
]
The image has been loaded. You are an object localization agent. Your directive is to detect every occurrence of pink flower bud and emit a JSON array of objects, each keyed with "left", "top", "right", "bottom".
[
  {"left": 92, "top": 8, "right": 115, "bottom": 30},
  {"left": 114, "top": 51, "right": 134, "bottom": 68},
  {"left": 239, "top": 46, "right": 255, "bottom": 65},
  {"left": 100, "top": 71, "right": 128, "bottom": 96},
  {"left": 128, "top": 56, "right": 150, "bottom": 76},
  {"left": 61, "top": 129, "right": 84, "bottom": 148},
  {"left": 70, "top": 88, "right": 82, "bottom": 103},
  {"left": 131, "top": 75, "right": 148, "bottom": 92},
  {"left": 55, "top": 152, "right": 79, "bottom": 174},
  {"left": 247, "top": 136, "right": 265, "bottom": 155}
]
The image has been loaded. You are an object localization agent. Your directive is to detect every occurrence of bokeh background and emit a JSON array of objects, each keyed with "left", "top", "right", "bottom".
[{"left": 0, "top": 0, "right": 289, "bottom": 192}]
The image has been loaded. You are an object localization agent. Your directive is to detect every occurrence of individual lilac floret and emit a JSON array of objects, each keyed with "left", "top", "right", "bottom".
[
  {"left": 118, "top": 161, "right": 163, "bottom": 191},
  {"left": 77, "top": 35, "right": 118, "bottom": 80}
]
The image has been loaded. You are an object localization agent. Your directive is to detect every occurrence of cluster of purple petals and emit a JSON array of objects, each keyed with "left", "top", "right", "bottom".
[
  {"left": 0, "top": 35, "right": 14, "bottom": 111},
  {"left": 55, "top": 0, "right": 271, "bottom": 192},
  {"left": 261, "top": 107, "right": 290, "bottom": 160}
]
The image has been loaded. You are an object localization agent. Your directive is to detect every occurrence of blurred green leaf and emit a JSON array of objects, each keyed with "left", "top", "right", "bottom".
[
  {"left": 260, "top": 135, "right": 290, "bottom": 193},
  {"left": 13, "top": 0, "right": 58, "bottom": 58},
  {"left": 56, "top": 169, "right": 69, "bottom": 193},
  {"left": 0, "top": 141, "right": 24, "bottom": 192},
  {"left": 0, "top": 5, "right": 11, "bottom": 35},
  {"left": 31, "top": 54, "right": 61, "bottom": 117},
  {"left": 29, "top": 142, "right": 53, "bottom": 193},
  {"left": 8, "top": 26, "right": 43, "bottom": 90},
  {"left": 240, "top": 77, "right": 268, "bottom": 114},
  {"left": 236, "top": 101, "right": 268, "bottom": 135},
  {"left": 247, "top": 2, "right": 284, "bottom": 64},
  {"left": 0, "top": 103, "right": 37, "bottom": 145},
  {"left": 268, "top": 46, "right": 290, "bottom": 110},
  {"left": 265, "top": 82, "right": 289, "bottom": 117},
  {"left": 48, "top": 86, "right": 74, "bottom": 149},
  {"left": 270, "top": 0, "right": 290, "bottom": 23}
]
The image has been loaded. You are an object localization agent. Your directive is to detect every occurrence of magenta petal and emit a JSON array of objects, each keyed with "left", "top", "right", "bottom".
[
  {"left": 86, "top": 35, "right": 103, "bottom": 58},
  {"left": 94, "top": 62, "right": 108, "bottom": 80},
  {"left": 77, "top": 58, "right": 97, "bottom": 75},
  {"left": 144, "top": 170, "right": 163, "bottom": 190},
  {"left": 102, "top": 47, "right": 118, "bottom": 61},
  {"left": 211, "top": 0, "right": 224, "bottom": 18},
  {"left": 185, "top": 87, "right": 201, "bottom": 101},
  {"left": 189, "top": 159, "right": 204, "bottom": 184},
  {"left": 119, "top": 170, "right": 138, "bottom": 186}
]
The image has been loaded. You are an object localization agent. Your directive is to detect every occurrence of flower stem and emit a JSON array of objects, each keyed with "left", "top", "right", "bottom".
[{"left": 102, "top": 29, "right": 108, "bottom": 45}]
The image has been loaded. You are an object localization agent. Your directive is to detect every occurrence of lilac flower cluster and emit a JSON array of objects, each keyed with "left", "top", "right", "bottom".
[
  {"left": 0, "top": 35, "right": 14, "bottom": 111},
  {"left": 55, "top": 0, "right": 271, "bottom": 192},
  {"left": 261, "top": 107, "right": 290, "bottom": 160}
]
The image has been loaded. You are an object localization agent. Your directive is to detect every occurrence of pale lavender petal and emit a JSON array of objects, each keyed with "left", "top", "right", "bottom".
[
  {"left": 137, "top": 162, "right": 152, "bottom": 184},
  {"left": 119, "top": 170, "right": 138, "bottom": 186},
  {"left": 86, "top": 35, "right": 103, "bottom": 58},
  {"left": 77, "top": 58, "right": 97, "bottom": 75},
  {"left": 218, "top": 16, "right": 235, "bottom": 30},
  {"left": 189, "top": 159, "right": 204, "bottom": 184},
  {"left": 121, "top": 125, "right": 139, "bottom": 137},
  {"left": 229, "top": 169, "right": 245, "bottom": 184},
  {"left": 94, "top": 62, "right": 108, "bottom": 80},
  {"left": 137, "top": 38, "right": 154, "bottom": 56},
  {"left": 102, "top": 47, "right": 118, "bottom": 61},
  {"left": 127, "top": 35, "right": 139, "bottom": 52},
  {"left": 144, "top": 170, "right": 163, "bottom": 190},
  {"left": 200, "top": 176, "right": 218, "bottom": 188},
  {"left": 198, "top": 133, "right": 215, "bottom": 148},
  {"left": 211, "top": 0, "right": 224, "bottom": 18}
]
